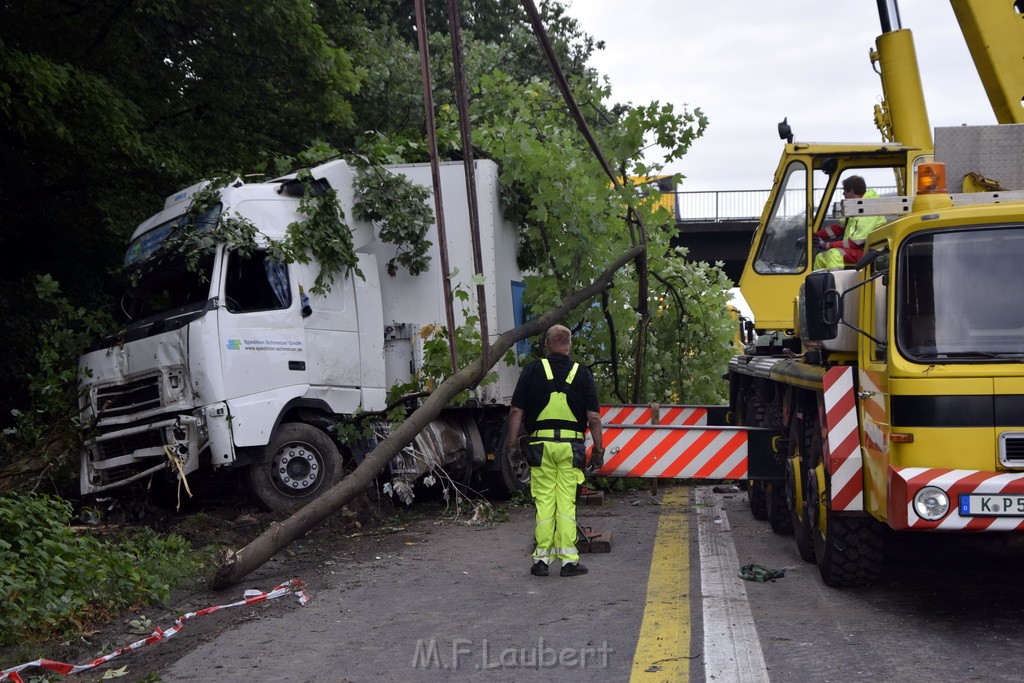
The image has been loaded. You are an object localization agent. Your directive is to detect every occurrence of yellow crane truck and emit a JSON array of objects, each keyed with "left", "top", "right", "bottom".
[{"left": 728, "top": 0, "right": 1024, "bottom": 586}]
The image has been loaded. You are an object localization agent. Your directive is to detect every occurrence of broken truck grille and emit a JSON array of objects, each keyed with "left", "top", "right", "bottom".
[
  {"left": 95, "top": 430, "right": 165, "bottom": 461},
  {"left": 94, "top": 375, "right": 161, "bottom": 418}
]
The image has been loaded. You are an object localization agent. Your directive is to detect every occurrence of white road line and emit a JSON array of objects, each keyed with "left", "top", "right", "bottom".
[{"left": 696, "top": 487, "right": 770, "bottom": 682}]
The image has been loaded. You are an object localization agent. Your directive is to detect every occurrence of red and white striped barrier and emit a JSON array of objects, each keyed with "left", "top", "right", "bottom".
[
  {"left": 889, "top": 467, "right": 1024, "bottom": 531},
  {"left": 822, "top": 367, "right": 864, "bottom": 512},
  {"left": 599, "top": 404, "right": 715, "bottom": 427},
  {"left": 587, "top": 424, "right": 756, "bottom": 480},
  {"left": 0, "top": 579, "right": 309, "bottom": 683}
]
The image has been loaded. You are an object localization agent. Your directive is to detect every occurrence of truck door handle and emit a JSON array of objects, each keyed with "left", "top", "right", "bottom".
[{"left": 857, "top": 390, "right": 875, "bottom": 399}]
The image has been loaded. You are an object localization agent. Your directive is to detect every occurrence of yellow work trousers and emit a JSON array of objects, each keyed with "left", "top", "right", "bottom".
[
  {"left": 530, "top": 441, "right": 585, "bottom": 565},
  {"left": 813, "top": 248, "right": 845, "bottom": 270}
]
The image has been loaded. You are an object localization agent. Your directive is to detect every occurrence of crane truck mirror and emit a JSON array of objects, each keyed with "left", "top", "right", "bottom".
[
  {"left": 799, "top": 271, "right": 839, "bottom": 341},
  {"left": 778, "top": 117, "right": 794, "bottom": 143},
  {"left": 856, "top": 249, "right": 884, "bottom": 270}
]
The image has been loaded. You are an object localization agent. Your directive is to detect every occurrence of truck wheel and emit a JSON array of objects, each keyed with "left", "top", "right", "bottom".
[
  {"left": 787, "top": 417, "right": 816, "bottom": 562},
  {"left": 748, "top": 481, "right": 768, "bottom": 520},
  {"left": 766, "top": 481, "right": 793, "bottom": 535},
  {"left": 738, "top": 389, "right": 768, "bottom": 520},
  {"left": 487, "top": 423, "right": 530, "bottom": 498},
  {"left": 808, "top": 462, "right": 884, "bottom": 586},
  {"left": 245, "top": 422, "right": 344, "bottom": 513}
]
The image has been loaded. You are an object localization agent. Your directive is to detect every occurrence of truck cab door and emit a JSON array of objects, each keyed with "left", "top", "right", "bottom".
[
  {"left": 858, "top": 250, "right": 892, "bottom": 520},
  {"left": 218, "top": 248, "right": 307, "bottom": 404},
  {"left": 739, "top": 159, "right": 811, "bottom": 331}
]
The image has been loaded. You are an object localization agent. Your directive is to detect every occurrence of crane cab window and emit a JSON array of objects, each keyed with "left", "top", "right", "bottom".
[{"left": 754, "top": 163, "right": 808, "bottom": 274}]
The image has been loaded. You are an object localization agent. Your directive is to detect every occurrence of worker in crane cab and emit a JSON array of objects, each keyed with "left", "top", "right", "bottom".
[{"left": 812, "top": 175, "right": 886, "bottom": 270}]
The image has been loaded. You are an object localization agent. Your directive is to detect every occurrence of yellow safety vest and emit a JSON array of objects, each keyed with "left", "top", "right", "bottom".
[{"left": 531, "top": 358, "right": 583, "bottom": 441}]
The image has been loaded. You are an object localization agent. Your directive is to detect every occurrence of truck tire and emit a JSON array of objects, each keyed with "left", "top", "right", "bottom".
[
  {"left": 787, "top": 417, "right": 816, "bottom": 562},
  {"left": 761, "top": 397, "right": 788, "bottom": 532},
  {"left": 487, "top": 423, "right": 530, "bottom": 498},
  {"left": 245, "top": 422, "right": 345, "bottom": 513},
  {"left": 766, "top": 482, "right": 793, "bottom": 535},
  {"left": 748, "top": 481, "right": 768, "bottom": 520},
  {"left": 738, "top": 389, "right": 768, "bottom": 520},
  {"left": 808, "top": 462, "right": 884, "bottom": 586}
]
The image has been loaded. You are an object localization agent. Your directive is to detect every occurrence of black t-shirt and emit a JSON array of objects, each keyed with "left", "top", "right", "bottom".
[{"left": 510, "top": 353, "right": 599, "bottom": 434}]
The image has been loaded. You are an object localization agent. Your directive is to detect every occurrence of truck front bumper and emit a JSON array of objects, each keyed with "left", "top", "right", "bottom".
[
  {"left": 889, "top": 466, "right": 1024, "bottom": 530},
  {"left": 80, "top": 413, "right": 207, "bottom": 494}
]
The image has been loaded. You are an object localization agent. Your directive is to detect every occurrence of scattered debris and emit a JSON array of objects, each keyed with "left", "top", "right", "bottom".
[{"left": 738, "top": 564, "right": 787, "bottom": 582}]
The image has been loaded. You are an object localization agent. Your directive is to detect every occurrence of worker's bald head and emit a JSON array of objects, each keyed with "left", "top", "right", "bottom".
[{"left": 544, "top": 325, "right": 571, "bottom": 355}]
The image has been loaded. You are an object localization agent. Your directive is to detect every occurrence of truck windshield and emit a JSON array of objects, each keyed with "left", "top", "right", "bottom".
[
  {"left": 120, "top": 250, "right": 216, "bottom": 323},
  {"left": 897, "top": 225, "right": 1024, "bottom": 361},
  {"left": 117, "top": 205, "right": 222, "bottom": 324},
  {"left": 125, "top": 204, "right": 221, "bottom": 266}
]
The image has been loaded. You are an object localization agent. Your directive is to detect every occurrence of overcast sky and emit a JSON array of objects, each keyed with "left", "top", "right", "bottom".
[{"left": 565, "top": 0, "right": 997, "bottom": 192}]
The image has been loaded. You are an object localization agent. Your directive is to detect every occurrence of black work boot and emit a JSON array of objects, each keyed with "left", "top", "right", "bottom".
[
  {"left": 531, "top": 560, "right": 549, "bottom": 577},
  {"left": 560, "top": 562, "right": 588, "bottom": 577}
]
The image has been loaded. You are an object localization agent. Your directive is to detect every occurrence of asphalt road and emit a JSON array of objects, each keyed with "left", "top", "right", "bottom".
[
  {"left": 160, "top": 488, "right": 673, "bottom": 682},
  {"left": 49, "top": 485, "right": 1024, "bottom": 682},
  {"left": 721, "top": 489, "right": 1024, "bottom": 682}
]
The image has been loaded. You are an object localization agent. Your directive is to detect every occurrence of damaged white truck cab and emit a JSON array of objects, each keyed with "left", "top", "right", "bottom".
[{"left": 78, "top": 159, "right": 528, "bottom": 511}]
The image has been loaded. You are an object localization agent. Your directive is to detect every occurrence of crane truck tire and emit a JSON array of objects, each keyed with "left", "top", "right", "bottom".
[
  {"left": 808, "top": 462, "right": 884, "bottom": 586},
  {"left": 245, "top": 422, "right": 346, "bottom": 513},
  {"left": 738, "top": 389, "right": 768, "bottom": 520},
  {"left": 766, "top": 481, "right": 794, "bottom": 535},
  {"left": 787, "top": 415, "right": 816, "bottom": 562},
  {"left": 762, "top": 398, "right": 791, "bottom": 534}
]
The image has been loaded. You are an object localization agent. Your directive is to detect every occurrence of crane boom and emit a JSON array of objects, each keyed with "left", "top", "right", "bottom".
[{"left": 951, "top": 0, "right": 1024, "bottom": 124}]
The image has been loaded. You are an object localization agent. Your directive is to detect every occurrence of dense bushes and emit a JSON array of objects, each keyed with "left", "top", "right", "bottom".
[{"left": 0, "top": 493, "right": 205, "bottom": 645}]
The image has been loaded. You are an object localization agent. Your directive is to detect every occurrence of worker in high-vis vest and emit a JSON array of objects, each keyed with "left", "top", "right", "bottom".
[
  {"left": 812, "top": 175, "right": 887, "bottom": 270},
  {"left": 506, "top": 325, "right": 603, "bottom": 578}
]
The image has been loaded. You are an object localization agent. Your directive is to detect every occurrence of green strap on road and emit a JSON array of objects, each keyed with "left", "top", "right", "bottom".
[{"left": 738, "top": 563, "right": 786, "bottom": 582}]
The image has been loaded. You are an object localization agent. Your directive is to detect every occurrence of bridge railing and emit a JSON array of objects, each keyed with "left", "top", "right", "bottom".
[
  {"left": 677, "top": 190, "right": 770, "bottom": 222},
  {"left": 676, "top": 186, "right": 899, "bottom": 222}
]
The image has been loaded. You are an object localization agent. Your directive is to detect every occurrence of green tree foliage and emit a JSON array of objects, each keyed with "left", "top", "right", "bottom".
[
  {"left": 463, "top": 69, "right": 728, "bottom": 403},
  {"left": 0, "top": 276, "right": 112, "bottom": 490},
  {"left": 0, "top": 0, "right": 361, "bottom": 427}
]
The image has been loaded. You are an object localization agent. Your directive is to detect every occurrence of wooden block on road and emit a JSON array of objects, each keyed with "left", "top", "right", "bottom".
[
  {"left": 577, "top": 489, "right": 605, "bottom": 505},
  {"left": 577, "top": 527, "right": 612, "bottom": 553}
]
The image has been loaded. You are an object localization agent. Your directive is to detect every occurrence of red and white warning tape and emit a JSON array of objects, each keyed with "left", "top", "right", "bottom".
[{"left": 0, "top": 579, "right": 309, "bottom": 683}]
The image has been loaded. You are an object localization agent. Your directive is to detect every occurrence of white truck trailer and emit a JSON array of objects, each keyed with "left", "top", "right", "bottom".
[{"left": 78, "top": 159, "right": 529, "bottom": 511}]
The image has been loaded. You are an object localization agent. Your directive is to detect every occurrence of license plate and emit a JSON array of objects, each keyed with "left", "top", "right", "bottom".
[{"left": 959, "top": 494, "right": 1024, "bottom": 516}]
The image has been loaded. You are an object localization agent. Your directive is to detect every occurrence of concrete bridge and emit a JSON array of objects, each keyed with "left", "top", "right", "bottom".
[{"left": 671, "top": 189, "right": 766, "bottom": 284}]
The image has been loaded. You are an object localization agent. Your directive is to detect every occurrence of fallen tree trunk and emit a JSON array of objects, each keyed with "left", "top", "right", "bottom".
[{"left": 211, "top": 244, "right": 644, "bottom": 588}]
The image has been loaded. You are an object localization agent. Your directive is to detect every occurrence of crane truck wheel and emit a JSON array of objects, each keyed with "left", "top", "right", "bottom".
[
  {"left": 738, "top": 390, "right": 768, "bottom": 520},
  {"left": 762, "top": 400, "right": 789, "bottom": 533},
  {"left": 787, "top": 417, "right": 816, "bottom": 562},
  {"left": 766, "top": 482, "right": 794, "bottom": 535},
  {"left": 245, "top": 422, "right": 345, "bottom": 513},
  {"left": 807, "top": 462, "right": 884, "bottom": 586},
  {"left": 748, "top": 482, "right": 768, "bottom": 520}
]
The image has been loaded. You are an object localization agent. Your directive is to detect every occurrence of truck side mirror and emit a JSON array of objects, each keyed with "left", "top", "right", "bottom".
[{"left": 801, "top": 271, "right": 839, "bottom": 341}]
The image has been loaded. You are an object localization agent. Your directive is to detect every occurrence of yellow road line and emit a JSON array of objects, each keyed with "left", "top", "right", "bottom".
[{"left": 629, "top": 486, "right": 691, "bottom": 682}]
